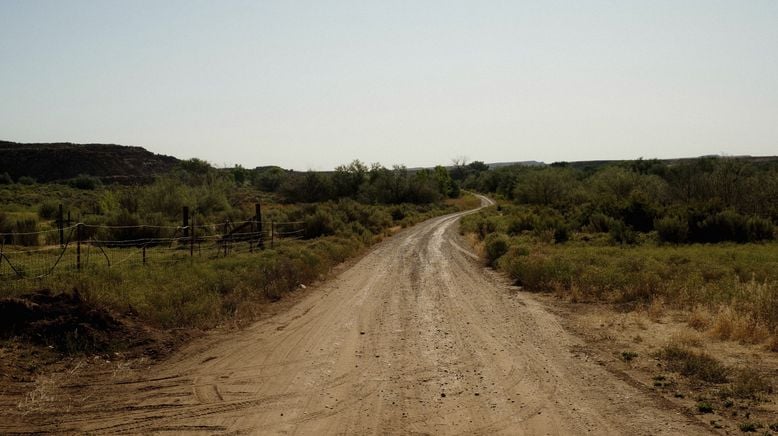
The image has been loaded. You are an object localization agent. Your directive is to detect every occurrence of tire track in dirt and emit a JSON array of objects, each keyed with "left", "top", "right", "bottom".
[{"left": 2, "top": 195, "right": 714, "bottom": 435}]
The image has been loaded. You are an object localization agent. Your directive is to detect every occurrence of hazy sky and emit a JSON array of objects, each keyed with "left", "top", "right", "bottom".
[{"left": 1, "top": 1, "right": 777, "bottom": 170}]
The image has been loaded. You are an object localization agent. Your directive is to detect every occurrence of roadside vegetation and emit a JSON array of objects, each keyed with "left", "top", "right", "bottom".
[
  {"left": 1, "top": 158, "right": 477, "bottom": 350},
  {"left": 458, "top": 156, "right": 778, "bottom": 431},
  {"left": 460, "top": 156, "right": 778, "bottom": 347}
]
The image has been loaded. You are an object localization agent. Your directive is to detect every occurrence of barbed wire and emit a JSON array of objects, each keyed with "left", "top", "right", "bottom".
[{"left": 0, "top": 219, "right": 305, "bottom": 282}]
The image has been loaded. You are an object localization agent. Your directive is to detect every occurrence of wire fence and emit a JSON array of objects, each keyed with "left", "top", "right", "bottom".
[{"left": 0, "top": 217, "right": 305, "bottom": 282}]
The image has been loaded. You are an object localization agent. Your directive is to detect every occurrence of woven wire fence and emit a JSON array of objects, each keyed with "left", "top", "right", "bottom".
[{"left": 0, "top": 219, "right": 304, "bottom": 282}]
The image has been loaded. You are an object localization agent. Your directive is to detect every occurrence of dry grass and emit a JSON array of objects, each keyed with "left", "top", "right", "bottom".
[
  {"left": 668, "top": 330, "right": 704, "bottom": 348},
  {"left": 710, "top": 307, "right": 771, "bottom": 345},
  {"left": 658, "top": 344, "right": 729, "bottom": 383},
  {"left": 687, "top": 305, "right": 712, "bottom": 331},
  {"left": 646, "top": 296, "right": 666, "bottom": 322}
]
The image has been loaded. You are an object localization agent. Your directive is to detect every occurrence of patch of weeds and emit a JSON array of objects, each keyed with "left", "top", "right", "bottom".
[
  {"left": 723, "top": 399, "right": 734, "bottom": 408},
  {"left": 658, "top": 345, "right": 729, "bottom": 383},
  {"left": 769, "top": 423, "right": 778, "bottom": 432},
  {"left": 721, "top": 368, "right": 773, "bottom": 400},
  {"left": 697, "top": 402, "right": 714, "bottom": 414},
  {"left": 621, "top": 351, "right": 638, "bottom": 362},
  {"left": 710, "top": 420, "right": 723, "bottom": 429},
  {"left": 739, "top": 421, "right": 759, "bottom": 432}
]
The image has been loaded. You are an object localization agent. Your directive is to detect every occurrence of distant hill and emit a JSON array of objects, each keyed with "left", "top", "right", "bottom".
[
  {"left": 486, "top": 160, "right": 545, "bottom": 168},
  {"left": 0, "top": 141, "right": 179, "bottom": 183}
]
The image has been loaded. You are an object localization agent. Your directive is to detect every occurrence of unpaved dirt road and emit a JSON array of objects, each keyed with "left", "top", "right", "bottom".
[{"left": 6, "top": 196, "right": 712, "bottom": 435}]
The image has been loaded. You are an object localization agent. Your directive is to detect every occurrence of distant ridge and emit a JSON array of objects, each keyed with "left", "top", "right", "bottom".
[
  {"left": 486, "top": 160, "right": 545, "bottom": 168},
  {"left": 0, "top": 141, "right": 179, "bottom": 183}
]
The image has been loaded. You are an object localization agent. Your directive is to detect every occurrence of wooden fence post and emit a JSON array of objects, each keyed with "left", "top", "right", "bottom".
[
  {"left": 76, "top": 223, "right": 82, "bottom": 271},
  {"left": 223, "top": 221, "right": 229, "bottom": 257},
  {"left": 183, "top": 206, "right": 190, "bottom": 238},
  {"left": 256, "top": 203, "right": 264, "bottom": 249},
  {"left": 190, "top": 215, "right": 195, "bottom": 257},
  {"left": 58, "top": 204, "right": 64, "bottom": 247}
]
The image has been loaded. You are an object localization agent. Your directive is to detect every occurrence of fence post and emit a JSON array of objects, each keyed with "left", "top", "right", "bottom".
[
  {"left": 271, "top": 221, "right": 275, "bottom": 248},
  {"left": 142, "top": 246, "right": 146, "bottom": 265},
  {"left": 190, "top": 215, "right": 195, "bottom": 257},
  {"left": 183, "top": 206, "right": 190, "bottom": 238},
  {"left": 76, "top": 223, "right": 82, "bottom": 271},
  {"left": 223, "top": 221, "right": 229, "bottom": 257},
  {"left": 256, "top": 203, "right": 264, "bottom": 249},
  {"left": 58, "top": 204, "right": 64, "bottom": 247}
]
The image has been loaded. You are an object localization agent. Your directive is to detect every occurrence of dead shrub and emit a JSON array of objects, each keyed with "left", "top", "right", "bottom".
[
  {"left": 659, "top": 344, "right": 729, "bottom": 383},
  {"left": 687, "top": 305, "right": 712, "bottom": 331},
  {"left": 721, "top": 368, "right": 773, "bottom": 400},
  {"left": 767, "top": 336, "right": 778, "bottom": 353},
  {"left": 646, "top": 296, "right": 665, "bottom": 321}
]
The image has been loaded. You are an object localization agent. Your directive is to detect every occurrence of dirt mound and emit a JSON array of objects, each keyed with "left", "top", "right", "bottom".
[{"left": 0, "top": 289, "right": 138, "bottom": 353}]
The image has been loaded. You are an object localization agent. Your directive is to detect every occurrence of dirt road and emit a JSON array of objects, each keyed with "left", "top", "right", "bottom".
[{"left": 8, "top": 196, "right": 711, "bottom": 435}]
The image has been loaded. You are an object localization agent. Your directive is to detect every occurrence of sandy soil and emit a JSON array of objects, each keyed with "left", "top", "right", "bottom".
[{"left": 1, "top": 196, "right": 713, "bottom": 435}]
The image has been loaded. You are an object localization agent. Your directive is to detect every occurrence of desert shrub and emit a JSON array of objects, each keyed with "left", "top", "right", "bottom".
[
  {"left": 305, "top": 208, "right": 338, "bottom": 239},
  {"left": 533, "top": 213, "right": 569, "bottom": 243},
  {"left": 14, "top": 217, "right": 39, "bottom": 246},
  {"left": 503, "top": 252, "right": 573, "bottom": 291},
  {"left": 587, "top": 212, "right": 614, "bottom": 233},
  {"left": 659, "top": 345, "right": 728, "bottom": 383},
  {"left": 0, "top": 172, "right": 12, "bottom": 184},
  {"left": 102, "top": 210, "right": 163, "bottom": 242},
  {"left": 196, "top": 189, "right": 230, "bottom": 215},
  {"left": 698, "top": 210, "right": 749, "bottom": 243},
  {"left": 620, "top": 194, "right": 657, "bottom": 232},
  {"left": 746, "top": 216, "right": 774, "bottom": 242},
  {"left": 37, "top": 201, "right": 60, "bottom": 220},
  {"left": 68, "top": 174, "right": 102, "bottom": 190},
  {"left": 609, "top": 220, "right": 637, "bottom": 245},
  {"left": 17, "top": 176, "right": 36, "bottom": 185},
  {"left": 506, "top": 213, "right": 535, "bottom": 235},
  {"left": 722, "top": 368, "right": 773, "bottom": 399},
  {"left": 655, "top": 215, "right": 689, "bottom": 243},
  {"left": 0, "top": 212, "right": 13, "bottom": 244},
  {"left": 484, "top": 233, "right": 509, "bottom": 266}
]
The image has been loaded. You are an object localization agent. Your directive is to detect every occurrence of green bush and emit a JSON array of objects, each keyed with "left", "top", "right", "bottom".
[
  {"left": 0, "top": 212, "right": 13, "bottom": 244},
  {"left": 484, "top": 233, "right": 509, "bottom": 266},
  {"left": 37, "top": 201, "right": 60, "bottom": 220},
  {"left": 507, "top": 213, "right": 535, "bottom": 235},
  {"left": 67, "top": 174, "right": 102, "bottom": 190},
  {"left": 14, "top": 217, "right": 39, "bottom": 246},
  {"left": 746, "top": 216, "right": 774, "bottom": 242},
  {"left": 609, "top": 220, "right": 638, "bottom": 245},
  {"left": 587, "top": 212, "right": 614, "bottom": 233},
  {"left": 17, "top": 176, "right": 36, "bottom": 185},
  {"left": 0, "top": 172, "right": 12, "bottom": 184},
  {"left": 655, "top": 215, "right": 689, "bottom": 243},
  {"left": 305, "top": 208, "right": 338, "bottom": 239},
  {"left": 698, "top": 210, "right": 749, "bottom": 243}
]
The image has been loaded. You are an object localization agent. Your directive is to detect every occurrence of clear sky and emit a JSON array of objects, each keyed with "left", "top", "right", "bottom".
[{"left": 1, "top": 1, "right": 777, "bottom": 170}]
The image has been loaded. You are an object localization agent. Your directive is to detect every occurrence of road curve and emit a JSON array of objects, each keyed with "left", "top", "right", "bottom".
[{"left": 15, "top": 196, "right": 710, "bottom": 435}]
